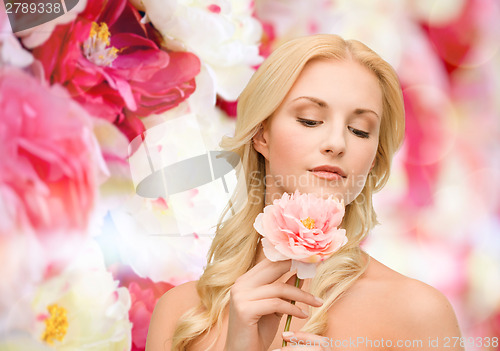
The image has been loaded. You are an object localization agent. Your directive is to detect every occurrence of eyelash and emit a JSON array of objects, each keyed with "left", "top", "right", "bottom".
[
  {"left": 296, "top": 118, "right": 370, "bottom": 138},
  {"left": 297, "top": 118, "right": 320, "bottom": 127},
  {"left": 348, "top": 126, "right": 370, "bottom": 138}
]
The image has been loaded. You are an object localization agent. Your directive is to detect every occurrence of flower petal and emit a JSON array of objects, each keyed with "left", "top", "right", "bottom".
[
  {"left": 292, "top": 260, "right": 318, "bottom": 279},
  {"left": 262, "top": 238, "right": 288, "bottom": 262}
]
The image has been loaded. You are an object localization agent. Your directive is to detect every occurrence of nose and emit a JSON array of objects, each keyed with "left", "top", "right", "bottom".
[{"left": 321, "top": 122, "right": 346, "bottom": 157}]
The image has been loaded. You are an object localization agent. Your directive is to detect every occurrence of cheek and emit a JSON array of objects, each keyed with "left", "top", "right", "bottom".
[
  {"left": 359, "top": 139, "right": 378, "bottom": 169},
  {"left": 348, "top": 142, "right": 378, "bottom": 198},
  {"left": 269, "top": 124, "right": 309, "bottom": 158}
]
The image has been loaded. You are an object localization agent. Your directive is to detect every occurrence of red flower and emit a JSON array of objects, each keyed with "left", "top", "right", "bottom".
[
  {"left": 216, "top": 96, "right": 238, "bottom": 118},
  {"left": 32, "top": 0, "right": 200, "bottom": 141}
]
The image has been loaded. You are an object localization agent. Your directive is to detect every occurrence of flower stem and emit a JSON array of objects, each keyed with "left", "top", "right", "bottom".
[{"left": 282, "top": 276, "right": 301, "bottom": 347}]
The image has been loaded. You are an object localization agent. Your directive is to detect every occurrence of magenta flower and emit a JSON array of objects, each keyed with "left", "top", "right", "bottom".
[
  {"left": 0, "top": 67, "right": 105, "bottom": 237},
  {"left": 115, "top": 267, "right": 174, "bottom": 351},
  {"left": 32, "top": 0, "right": 200, "bottom": 141},
  {"left": 0, "top": 66, "right": 117, "bottom": 334},
  {"left": 0, "top": 66, "right": 107, "bottom": 320}
]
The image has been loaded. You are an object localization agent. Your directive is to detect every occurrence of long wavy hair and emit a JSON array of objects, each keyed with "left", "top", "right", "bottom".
[{"left": 171, "top": 34, "right": 405, "bottom": 350}]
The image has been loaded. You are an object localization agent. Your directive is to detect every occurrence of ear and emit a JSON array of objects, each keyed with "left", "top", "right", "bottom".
[
  {"left": 252, "top": 120, "right": 270, "bottom": 160},
  {"left": 369, "top": 158, "right": 376, "bottom": 172}
]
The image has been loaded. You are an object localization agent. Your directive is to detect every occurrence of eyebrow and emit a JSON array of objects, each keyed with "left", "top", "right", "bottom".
[
  {"left": 291, "top": 96, "right": 380, "bottom": 119},
  {"left": 353, "top": 108, "right": 380, "bottom": 120},
  {"left": 291, "top": 96, "right": 328, "bottom": 108}
]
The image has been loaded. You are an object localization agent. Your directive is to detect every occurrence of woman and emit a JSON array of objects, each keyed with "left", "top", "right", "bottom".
[{"left": 146, "top": 34, "right": 463, "bottom": 351}]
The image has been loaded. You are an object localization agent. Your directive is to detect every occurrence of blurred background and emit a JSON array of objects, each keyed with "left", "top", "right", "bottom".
[{"left": 0, "top": 0, "right": 499, "bottom": 350}]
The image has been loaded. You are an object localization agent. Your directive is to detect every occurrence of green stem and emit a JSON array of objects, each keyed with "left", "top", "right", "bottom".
[{"left": 282, "top": 276, "right": 301, "bottom": 347}]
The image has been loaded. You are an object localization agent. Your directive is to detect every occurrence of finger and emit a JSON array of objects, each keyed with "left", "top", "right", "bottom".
[
  {"left": 284, "top": 272, "right": 298, "bottom": 286},
  {"left": 248, "top": 298, "right": 310, "bottom": 320},
  {"left": 236, "top": 258, "right": 292, "bottom": 288},
  {"left": 284, "top": 272, "right": 305, "bottom": 290},
  {"left": 245, "top": 282, "right": 324, "bottom": 307}
]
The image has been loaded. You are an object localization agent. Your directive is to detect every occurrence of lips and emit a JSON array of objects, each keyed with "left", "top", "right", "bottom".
[{"left": 309, "top": 165, "right": 347, "bottom": 178}]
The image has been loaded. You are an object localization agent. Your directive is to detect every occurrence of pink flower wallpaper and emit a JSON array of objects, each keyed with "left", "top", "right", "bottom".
[{"left": 1, "top": 0, "right": 499, "bottom": 349}]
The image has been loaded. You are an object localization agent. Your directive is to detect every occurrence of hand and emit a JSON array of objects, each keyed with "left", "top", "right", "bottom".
[
  {"left": 224, "top": 258, "right": 324, "bottom": 351},
  {"left": 275, "top": 331, "right": 334, "bottom": 350}
]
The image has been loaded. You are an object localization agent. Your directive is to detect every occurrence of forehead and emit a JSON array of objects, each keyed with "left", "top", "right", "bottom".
[{"left": 282, "top": 58, "right": 383, "bottom": 112}]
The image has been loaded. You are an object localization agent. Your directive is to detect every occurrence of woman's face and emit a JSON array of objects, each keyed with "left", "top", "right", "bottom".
[{"left": 253, "top": 58, "right": 382, "bottom": 206}]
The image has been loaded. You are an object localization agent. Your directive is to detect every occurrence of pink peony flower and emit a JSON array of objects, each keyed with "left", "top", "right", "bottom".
[
  {"left": 114, "top": 267, "right": 174, "bottom": 351},
  {"left": 31, "top": 0, "right": 200, "bottom": 142},
  {"left": 0, "top": 67, "right": 105, "bottom": 237},
  {"left": 128, "top": 281, "right": 173, "bottom": 351},
  {"left": 0, "top": 67, "right": 107, "bottom": 321},
  {"left": 253, "top": 190, "right": 347, "bottom": 279}
]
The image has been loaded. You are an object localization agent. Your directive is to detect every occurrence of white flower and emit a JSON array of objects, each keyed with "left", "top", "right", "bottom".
[
  {"left": 108, "top": 193, "right": 214, "bottom": 285},
  {"left": 102, "top": 79, "right": 241, "bottom": 286},
  {"left": 0, "top": 230, "right": 92, "bottom": 335},
  {"left": 0, "top": 2, "right": 33, "bottom": 67},
  {"left": 5, "top": 240, "right": 132, "bottom": 350},
  {"left": 14, "top": 0, "right": 88, "bottom": 48},
  {"left": 140, "top": 0, "right": 263, "bottom": 100},
  {"left": 0, "top": 333, "right": 54, "bottom": 351},
  {"left": 0, "top": 230, "right": 44, "bottom": 334}
]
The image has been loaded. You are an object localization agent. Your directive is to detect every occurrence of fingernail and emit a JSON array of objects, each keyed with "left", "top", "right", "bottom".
[
  {"left": 301, "top": 308, "right": 309, "bottom": 316},
  {"left": 272, "top": 349, "right": 281, "bottom": 351},
  {"left": 315, "top": 296, "right": 324, "bottom": 304},
  {"left": 282, "top": 331, "right": 294, "bottom": 338}
]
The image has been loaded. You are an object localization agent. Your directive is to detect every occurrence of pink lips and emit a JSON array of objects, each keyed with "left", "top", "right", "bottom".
[
  {"left": 310, "top": 171, "right": 343, "bottom": 180},
  {"left": 309, "top": 165, "right": 347, "bottom": 180}
]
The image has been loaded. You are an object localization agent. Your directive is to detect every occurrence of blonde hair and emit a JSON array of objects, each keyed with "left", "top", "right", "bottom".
[{"left": 171, "top": 34, "right": 405, "bottom": 349}]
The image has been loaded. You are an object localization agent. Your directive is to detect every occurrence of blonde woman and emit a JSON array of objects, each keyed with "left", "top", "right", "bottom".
[{"left": 146, "top": 34, "right": 463, "bottom": 351}]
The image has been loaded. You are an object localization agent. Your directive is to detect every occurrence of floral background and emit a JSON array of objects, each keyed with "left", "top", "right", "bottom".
[{"left": 1, "top": 0, "right": 499, "bottom": 350}]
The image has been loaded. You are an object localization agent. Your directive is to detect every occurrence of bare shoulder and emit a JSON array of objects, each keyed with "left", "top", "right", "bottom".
[
  {"left": 389, "top": 275, "right": 455, "bottom": 317},
  {"left": 370, "top": 259, "right": 460, "bottom": 323},
  {"left": 145, "top": 280, "right": 200, "bottom": 351},
  {"left": 157, "top": 280, "right": 200, "bottom": 310},
  {"left": 387, "top": 275, "right": 462, "bottom": 336},
  {"left": 352, "top": 255, "right": 463, "bottom": 350}
]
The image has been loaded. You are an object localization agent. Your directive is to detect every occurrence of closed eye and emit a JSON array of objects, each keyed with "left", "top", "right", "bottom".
[
  {"left": 348, "top": 126, "right": 370, "bottom": 138},
  {"left": 297, "top": 118, "right": 322, "bottom": 127}
]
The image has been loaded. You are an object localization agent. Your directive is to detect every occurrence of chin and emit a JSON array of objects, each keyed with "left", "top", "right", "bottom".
[{"left": 297, "top": 187, "right": 345, "bottom": 201}]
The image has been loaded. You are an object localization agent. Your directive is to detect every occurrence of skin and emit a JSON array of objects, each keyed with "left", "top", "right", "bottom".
[
  {"left": 254, "top": 58, "right": 381, "bottom": 207},
  {"left": 145, "top": 59, "right": 464, "bottom": 351}
]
